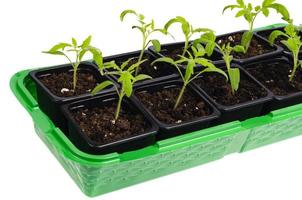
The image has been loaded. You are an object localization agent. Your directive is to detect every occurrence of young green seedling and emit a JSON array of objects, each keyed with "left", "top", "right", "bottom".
[
  {"left": 164, "top": 16, "right": 212, "bottom": 57},
  {"left": 223, "top": 0, "right": 290, "bottom": 52},
  {"left": 120, "top": 9, "right": 166, "bottom": 76},
  {"left": 269, "top": 22, "right": 302, "bottom": 82},
  {"left": 92, "top": 59, "right": 152, "bottom": 121},
  {"left": 43, "top": 36, "right": 102, "bottom": 91},
  {"left": 152, "top": 42, "right": 228, "bottom": 109},
  {"left": 196, "top": 31, "right": 245, "bottom": 94}
]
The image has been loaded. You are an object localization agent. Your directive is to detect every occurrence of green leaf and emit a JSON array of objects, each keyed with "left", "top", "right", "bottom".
[
  {"left": 72, "top": 38, "right": 77, "bottom": 47},
  {"left": 89, "top": 47, "right": 103, "bottom": 68},
  {"left": 127, "top": 59, "right": 148, "bottom": 72},
  {"left": 200, "top": 31, "right": 216, "bottom": 43},
  {"left": 262, "top": 7, "right": 270, "bottom": 17},
  {"left": 151, "top": 39, "right": 161, "bottom": 52},
  {"left": 267, "top": 3, "right": 290, "bottom": 21},
  {"left": 223, "top": 5, "right": 239, "bottom": 14},
  {"left": 135, "top": 74, "right": 152, "bottom": 82},
  {"left": 262, "top": 0, "right": 276, "bottom": 7},
  {"left": 119, "top": 72, "right": 133, "bottom": 97},
  {"left": 241, "top": 31, "right": 253, "bottom": 50},
  {"left": 236, "top": 10, "right": 246, "bottom": 17},
  {"left": 255, "top": 6, "right": 261, "bottom": 12},
  {"left": 120, "top": 9, "right": 137, "bottom": 21},
  {"left": 191, "top": 44, "right": 206, "bottom": 57},
  {"left": 42, "top": 50, "right": 64, "bottom": 55},
  {"left": 229, "top": 68, "right": 240, "bottom": 92},
  {"left": 202, "top": 65, "right": 228, "bottom": 80},
  {"left": 205, "top": 42, "right": 215, "bottom": 57},
  {"left": 47, "top": 43, "right": 71, "bottom": 53},
  {"left": 81, "top": 35, "right": 92, "bottom": 49},
  {"left": 193, "top": 28, "right": 213, "bottom": 33},
  {"left": 233, "top": 45, "right": 245, "bottom": 53},
  {"left": 152, "top": 57, "right": 176, "bottom": 66},
  {"left": 236, "top": 0, "right": 244, "bottom": 7},
  {"left": 184, "top": 60, "right": 195, "bottom": 82},
  {"left": 268, "top": 30, "right": 287, "bottom": 45},
  {"left": 91, "top": 81, "right": 114, "bottom": 95}
]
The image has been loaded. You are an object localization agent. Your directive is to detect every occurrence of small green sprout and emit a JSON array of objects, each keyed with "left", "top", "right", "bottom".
[
  {"left": 43, "top": 36, "right": 102, "bottom": 91},
  {"left": 92, "top": 59, "right": 152, "bottom": 120},
  {"left": 164, "top": 16, "right": 212, "bottom": 57},
  {"left": 269, "top": 22, "right": 302, "bottom": 82},
  {"left": 152, "top": 41, "right": 227, "bottom": 109},
  {"left": 196, "top": 31, "right": 245, "bottom": 94},
  {"left": 120, "top": 9, "right": 166, "bottom": 76},
  {"left": 223, "top": 0, "right": 290, "bottom": 52}
]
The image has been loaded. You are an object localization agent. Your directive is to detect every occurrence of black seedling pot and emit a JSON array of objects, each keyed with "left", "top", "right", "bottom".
[
  {"left": 61, "top": 92, "right": 158, "bottom": 154},
  {"left": 192, "top": 64, "right": 273, "bottom": 124},
  {"left": 148, "top": 41, "right": 224, "bottom": 70},
  {"left": 95, "top": 50, "right": 179, "bottom": 86},
  {"left": 242, "top": 57, "right": 302, "bottom": 112},
  {"left": 29, "top": 62, "right": 112, "bottom": 134},
  {"left": 255, "top": 26, "right": 302, "bottom": 59},
  {"left": 216, "top": 30, "right": 283, "bottom": 65},
  {"left": 132, "top": 79, "right": 220, "bottom": 140}
]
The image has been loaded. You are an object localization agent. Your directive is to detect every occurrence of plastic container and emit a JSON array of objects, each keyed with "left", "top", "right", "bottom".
[
  {"left": 10, "top": 69, "right": 302, "bottom": 197},
  {"left": 29, "top": 62, "right": 112, "bottom": 134},
  {"left": 61, "top": 93, "right": 158, "bottom": 154},
  {"left": 216, "top": 30, "right": 283, "bottom": 65},
  {"left": 131, "top": 79, "right": 220, "bottom": 140}
]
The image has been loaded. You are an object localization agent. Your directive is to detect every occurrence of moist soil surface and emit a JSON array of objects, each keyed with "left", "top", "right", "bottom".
[
  {"left": 113, "top": 53, "right": 175, "bottom": 78},
  {"left": 71, "top": 102, "right": 148, "bottom": 144},
  {"left": 39, "top": 71, "right": 98, "bottom": 97},
  {"left": 217, "top": 32, "right": 275, "bottom": 59},
  {"left": 246, "top": 61, "right": 302, "bottom": 96},
  {"left": 193, "top": 72, "right": 267, "bottom": 106},
  {"left": 136, "top": 86, "right": 212, "bottom": 124}
]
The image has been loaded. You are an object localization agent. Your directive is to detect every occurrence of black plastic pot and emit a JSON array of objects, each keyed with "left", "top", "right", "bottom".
[
  {"left": 255, "top": 26, "right": 302, "bottom": 59},
  {"left": 61, "top": 92, "right": 158, "bottom": 154},
  {"left": 148, "top": 41, "right": 224, "bottom": 69},
  {"left": 132, "top": 79, "right": 220, "bottom": 140},
  {"left": 216, "top": 30, "right": 283, "bottom": 65},
  {"left": 241, "top": 57, "right": 302, "bottom": 112},
  {"left": 192, "top": 64, "right": 273, "bottom": 124},
  {"left": 29, "top": 62, "right": 112, "bottom": 134},
  {"left": 97, "top": 50, "right": 179, "bottom": 86}
]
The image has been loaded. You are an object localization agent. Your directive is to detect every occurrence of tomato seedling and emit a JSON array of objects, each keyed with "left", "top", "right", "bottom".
[
  {"left": 92, "top": 59, "right": 152, "bottom": 120},
  {"left": 269, "top": 22, "right": 302, "bottom": 82},
  {"left": 120, "top": 9, "right": 166, "bottom": 76},
  {"left": 153, "top": 39, "right": 227, "bottom": 109},
  {"left": 164, "top": 16, "right": 212, "bottom": 57},
  {"left": 196, "top": 31, "right": 245, "bottom": 94},
  {"left": 223, "top": 0, "right": 290, "bottom": 52},
  {"left": 43, "top": 36, "right": 102, "bottom": 91}
]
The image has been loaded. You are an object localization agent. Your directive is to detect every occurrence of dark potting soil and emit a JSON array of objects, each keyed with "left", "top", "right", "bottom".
[
  {"left": 194, "top": 72, "right": 267, "bottom": 106},
  {"left": 71, "top": 103, "right": 148, "bottom": 144},
  {"left": 114, "top": 54, "right": 175, "bottom": 78},
  {"left": 136, "top": 87, "right": 212, "bottom": 124},
  {"left": 217, "top": 32, "right": 275, "bottom": 59},
  {"left": 39, "top": 71, "right": 98, "bottom": 97},
  {"left": 246, "top": 61, "right": 302, "bottom": 96}
]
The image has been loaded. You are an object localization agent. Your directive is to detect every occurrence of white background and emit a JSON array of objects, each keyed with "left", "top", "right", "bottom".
[{"left": 1, "top": 0, "right": 302, "bottom": 199}]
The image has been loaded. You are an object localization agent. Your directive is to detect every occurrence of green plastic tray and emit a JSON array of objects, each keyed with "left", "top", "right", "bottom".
[{"left": 10, "top": 24, "right": 302, "bottom": 197}]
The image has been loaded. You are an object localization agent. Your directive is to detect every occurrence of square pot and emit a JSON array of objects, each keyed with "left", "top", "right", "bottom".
[
  {"left": 96, "top": 50, "right": 179, "bottom": 86},
  {"left": 242, "top": 57, "right": 302, "bottom": 112},
  {"left": 29, "top": 62, "right": 112, "bottom": 134},
  {"left": 132, "top": 79, "right": 220, "bottom": 140},
  {"left": 61, "top": 92, "right": 158, "bottom": 154},
  {"left": 216, "top": 30, "right": 283, "bottom": 65},
  {"left": 192, "top": 64, "right": 273, "bottom": 124}
]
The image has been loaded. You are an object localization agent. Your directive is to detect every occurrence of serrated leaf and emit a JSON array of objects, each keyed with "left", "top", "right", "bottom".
[
  {"left": 91, "top": 81, "right": 114, "bottom": 95},
  {"left": 72, "top": 38, "right": 77, "bottom": 47},
  {"left": 135, "top": 74, "right": 152, "bottom": 82},
  {"left": 236, "top": 0, "right": 244, "bottom": 7},
  {"left": 127, "top": 59, "right": 147, "bottom": 72},
  {"left": 47, "top": 43, "right": 71, "bottom": 53},
  {"left": 42, "top": 50, "right": 64, "bottom": 55},
  {"left": 267, "top": 3, "right": 290, "bottom": 22},
  {"left": 229, "top": 67, "right": 240, "bottom": 92},
  {"left": 236, "top": 10, "right": 246, "bottom": 17},
  {"left": 223, "top": 5, "right": 239, "bottom": 14},
  {"left": 202, "top": 64, "right": 228, "bottom": 80},
  {"left": 233, "top": 45, "right": 245, "bottom": 53},
  {"left": 81, "top": 35, "right": 92, "bottom": 49},
  {"left": 119, "top": 72, "right": 133, "bottom": 97},
  {"left": 151, "top": 39, "right": 161, "bottom": 52},
  {"left": 262, "top": 0, "right": 276, "bottom": 7},
  {"left": 184, "top": 60, "right": 195, "bottom": 82},
  {"left": 268, "top": 30, "right": 287, "bottom": 45},
  {"left": 152, "top": 57, "right": 176, "bottom": 66},
  {"left": 262, "top": 7, "right": 270, "bottom": 17},
  {"left": 205, "top": 42, "right": 215, "bottom": 57},
  {"left": 120, "top": 9, "right": 137, "bottom": 21},
  {"left": 89, "top": 47, "right": 103, "bottom": 68}
]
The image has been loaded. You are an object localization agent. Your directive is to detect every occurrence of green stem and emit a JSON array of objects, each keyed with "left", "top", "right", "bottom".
[
  {"left": 290, "top": 52, "right": 299, "bottom": 82},
  {"left": 73, "top": 62, "right": 79, "bottom": 91},
  {"left": 115, "top": 92, "right": 123, "bottom": 120},
  {"left": 135, "top": 37, "right": 147, "bottom": 76},
  {"left": 182, "top": 37, "right": 189, "bottom": 57},
  {"left": 174, "top": 83, "right": 187, "bottom": 110}
]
